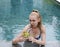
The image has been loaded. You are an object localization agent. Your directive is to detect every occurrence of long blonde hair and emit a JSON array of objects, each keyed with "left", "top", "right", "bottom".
[{"left": 30, "top": 9, "right": 42, "bottom": 32}]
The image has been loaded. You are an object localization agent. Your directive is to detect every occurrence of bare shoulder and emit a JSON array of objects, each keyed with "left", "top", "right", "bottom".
[
  {"left": 22, "top": 24, "right": 30, "bottom": 31},
  {"left": 18, "top": 24, "right": 30, "bottom": 35},
  {"left": 41, "top": 25, "right": 46, "bottom": 33}
]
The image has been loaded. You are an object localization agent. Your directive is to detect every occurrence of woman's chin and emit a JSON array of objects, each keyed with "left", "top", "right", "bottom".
[{"left": 32, "top": 26, "right": 37, "bottom": 28}]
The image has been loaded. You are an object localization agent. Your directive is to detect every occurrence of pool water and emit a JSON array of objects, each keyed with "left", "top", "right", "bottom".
[{"left": 0, "top": 0, "right": 60, "bottom": 47}]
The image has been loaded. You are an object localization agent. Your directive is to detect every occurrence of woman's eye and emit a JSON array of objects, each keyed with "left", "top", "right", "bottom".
[
  {"left": 29, "top": 20, "right": 35, "bottom": 22},
  {"left": 32, "top": 20, "right": 35, "bottom": 21}
]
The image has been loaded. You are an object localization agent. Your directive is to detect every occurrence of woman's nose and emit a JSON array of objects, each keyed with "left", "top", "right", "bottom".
[{"left": 30, "top": 21, "right": 34, "bottom": 24}]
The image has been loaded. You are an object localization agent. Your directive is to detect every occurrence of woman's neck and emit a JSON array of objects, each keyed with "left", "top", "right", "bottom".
[
  {"left": 31, "top": 27, "right": 39, "bottom": 33},
  {"left": 32, "top": 26, "right": 38, "bottom": 29}
]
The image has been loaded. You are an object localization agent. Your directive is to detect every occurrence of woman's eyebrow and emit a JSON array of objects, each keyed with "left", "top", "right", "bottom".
[{"left": 29, "top": 19, "right": 35, "bottom": 21}]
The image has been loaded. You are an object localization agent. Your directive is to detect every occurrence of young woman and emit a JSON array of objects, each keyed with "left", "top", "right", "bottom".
[{"left": 12, "top": 10, "right": 46, "bottom": 47}]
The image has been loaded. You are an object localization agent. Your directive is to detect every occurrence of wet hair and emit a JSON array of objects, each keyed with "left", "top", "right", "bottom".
[{"left": 30, "top": 9, "right": 42, "bottom": 32}]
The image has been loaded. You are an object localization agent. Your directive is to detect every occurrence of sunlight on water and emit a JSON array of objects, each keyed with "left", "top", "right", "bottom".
[
  {"left": 56, "top": 0, "right": 60, "bottom": 2},
  {"left": 45, "top": 16, "right": 58, "bottom": 41},
  {"left": 0, "top": 27, "right": 3, "bottom": 33}
]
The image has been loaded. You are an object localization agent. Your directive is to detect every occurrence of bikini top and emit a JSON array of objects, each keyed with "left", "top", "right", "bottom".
[{"left": 27, "top": 28, "right": 41, "bottom": 40}]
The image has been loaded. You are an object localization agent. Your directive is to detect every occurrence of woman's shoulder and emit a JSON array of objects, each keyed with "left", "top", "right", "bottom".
[
  {"left": 41, "top": 24, "right": 46, "bottom": 32},
  {"left": 41, "top": 24, "right": 45, "bottom": 28},
  {"left": 25, "top": 24, "right": 30, "bottom": 28},
  {"left": 23, "top": 24, "right": 30, "bottom": 30}
]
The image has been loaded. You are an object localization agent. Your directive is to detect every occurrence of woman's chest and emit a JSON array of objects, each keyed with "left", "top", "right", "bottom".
[{"left": 28, "top": 28, "right": 40, "bottom": 37}]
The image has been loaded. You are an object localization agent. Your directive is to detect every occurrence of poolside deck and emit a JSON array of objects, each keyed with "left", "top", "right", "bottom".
[{"left": 0, "top": 41, "right": 60, "bottom": 47}]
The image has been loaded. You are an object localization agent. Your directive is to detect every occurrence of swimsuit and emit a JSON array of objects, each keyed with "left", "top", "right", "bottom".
[
  {"left": 23, "top": 28, "right": 43, "bottom": 47},
  {"left": 27, "top": 28, "right": 41, "bottom": 40}
]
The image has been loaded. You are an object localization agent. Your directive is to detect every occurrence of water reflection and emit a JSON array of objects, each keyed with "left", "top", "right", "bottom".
[
  {"left": 0, "top": 0, "right": 60, "bottom": 42},
  {"left": 10, "top": 0, "right": 33, "bottom": 25},
  {"left": 21, "top": 0, "right": 33, "bottom": 19},
  {"left": 11, "top": 0, "right": 21, "bottom": 15},
  {"left": 54, "top": 17, "right": 60, "bottom": 40},
  {"left": 0, "top": 25, "right": 14, "bottom": 41}
]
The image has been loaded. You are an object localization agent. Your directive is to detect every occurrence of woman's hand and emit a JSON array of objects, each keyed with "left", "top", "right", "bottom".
[{"left": 28, "top": 36, "right": 36, "bottom": 43}]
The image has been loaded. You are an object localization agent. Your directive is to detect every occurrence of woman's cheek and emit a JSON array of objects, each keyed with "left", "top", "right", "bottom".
[{"left": 34, "top": 22, "right": 38, "bottom": 26}]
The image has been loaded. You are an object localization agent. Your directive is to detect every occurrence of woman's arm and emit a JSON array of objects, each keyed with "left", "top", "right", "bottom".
[
  {"left": 12, "top": 24, "right": 30, "bottom": 44},
  {"left": 35, "top": 25, "right": 46, "bottom": 45}
]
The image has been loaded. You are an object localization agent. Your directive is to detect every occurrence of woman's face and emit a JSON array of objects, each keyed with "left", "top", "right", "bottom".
[{"left": 29, "top": 12, "right": 40, "bottom": 28}]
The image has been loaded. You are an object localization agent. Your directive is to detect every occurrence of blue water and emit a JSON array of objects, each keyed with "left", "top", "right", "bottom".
[{"left": 0, "top": 0, "right": 60, "bottom": 47}]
